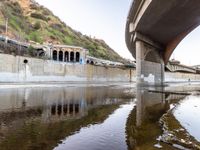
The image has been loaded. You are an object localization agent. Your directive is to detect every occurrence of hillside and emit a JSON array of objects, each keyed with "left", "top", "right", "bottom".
[{"left": 0, "top": 0, "right": 125, "bottom": 62}]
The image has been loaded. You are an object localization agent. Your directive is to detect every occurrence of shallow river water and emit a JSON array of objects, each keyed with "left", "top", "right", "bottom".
[{"left": 0, "top": 83, "right": 199, "bottom": 150}]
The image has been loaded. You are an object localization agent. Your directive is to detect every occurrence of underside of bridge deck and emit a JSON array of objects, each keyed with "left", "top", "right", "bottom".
[{"left": 126, "top": 0, "right": 200, "bottom": 84}]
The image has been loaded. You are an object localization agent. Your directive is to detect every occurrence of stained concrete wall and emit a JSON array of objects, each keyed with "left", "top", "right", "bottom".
[
  {"left": 0, "top": 54, "right": 200, "bottom": 83},
  {"left": 140, "top": 60, "right": 164, "bottom": 83},
  {"left": 165, "top": 72, "right": 200, "bottom": 82},
  {"left": 0, "top": 54, "right": 136, "bottom": 82}
]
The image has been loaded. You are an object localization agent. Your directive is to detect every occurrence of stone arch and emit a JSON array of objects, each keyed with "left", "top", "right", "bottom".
[
  {"left": 76, "top": 52, "right": 80, "bottom": 62},
  {"left": 53, "top": 50, "right": 57, "bottom": 61},
  {"left": 65, "top": 51, "right": 69, "bottom": 62},
  {"left": 59, "top": 51, "right": 63, "bottom": 61},
  {"left": 70, "top": 51, "right": 74, "bottom": 62},
  {"left": 90, "top": 61, "right": 94, "bottom": 65}
]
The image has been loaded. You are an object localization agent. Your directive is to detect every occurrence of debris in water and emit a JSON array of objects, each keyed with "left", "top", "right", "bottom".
[{"left": 154, "top": 143, "right": 162, "bottom": 149}]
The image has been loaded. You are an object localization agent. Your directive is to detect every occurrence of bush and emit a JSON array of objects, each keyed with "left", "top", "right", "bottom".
[
  {"left": 42, "top": 8, "right": 51, "bottom": 16},
  {"left": 29, "top": 32, "right": 43, "bottom": 43},
  {"left": 50, "top": 35, "right": 56, "bottom": 40},
  {"left": 50, "top": 23, "right": 63, "bottom": 31},
  {"left": 0, "top": 25, "right": 5, "bottom": 32},
  {"left": 30, "top": 13, "right": 48, "bottom": 22},
  {"left": 30, "top": 4, "right": 38, "bottom": 10},
  {"left": 9, "top": 17, "right": 20, "bottom": 31},
  {"left": 7, "top": 2, "right": 22, "bottom": 15},
  {"left": 33, "top": 22, "right": 41, "bottom": 30},
  {"left": 28, "top": 46, "right": 36, "bottom": 56}
]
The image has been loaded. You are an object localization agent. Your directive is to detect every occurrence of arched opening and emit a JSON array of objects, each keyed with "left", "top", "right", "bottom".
[
  {"left": 53, "top": 50, "right": 57, "bottom": 61},
  {"left": 70, "top": 51, "right": 74, "bottom": 62},
  {"left": 86, "top": 60, "right": 90, "bottom": 64},
  {"left": 91, "top": 61, "right": 94, "bottom": 65},
  {"left": 59, "top": 51, "right": 63, "bottom": 61},
  {"left": 65, "top": 51, "right": 69, "bottom": 62},
  {"left": 76, "top": 52, "right": 80, "bottom": 62}
]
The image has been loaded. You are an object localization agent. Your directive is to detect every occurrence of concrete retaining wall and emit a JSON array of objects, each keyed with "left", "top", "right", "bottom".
[
  {"left": 0, "top": 54, "right": 136, "bottom": 82},
  {"left": 0, "top": 54, "right": 200, "bottom": 83},
  {"left": 165, "top": 72, "right": 200, "bottom": 82}
]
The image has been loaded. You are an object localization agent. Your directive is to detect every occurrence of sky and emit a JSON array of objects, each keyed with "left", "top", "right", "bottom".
[{"left": 35, "top": 0, "right": 200, "bottom": 66}]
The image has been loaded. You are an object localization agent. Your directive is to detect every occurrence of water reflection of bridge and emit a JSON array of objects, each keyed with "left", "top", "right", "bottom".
[{"left": 126, "top": 85, "right": 189, "bottom": 149}]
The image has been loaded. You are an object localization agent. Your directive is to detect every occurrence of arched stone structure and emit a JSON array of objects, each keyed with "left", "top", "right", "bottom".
[{"left": 50, "top": 45, "right": 86, "bottom": 64}]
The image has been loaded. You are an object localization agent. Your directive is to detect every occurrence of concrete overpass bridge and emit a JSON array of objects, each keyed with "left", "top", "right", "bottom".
[
  {"left": 166, "top": 60, "right": 197, "bottom": 74},
  {"left": 125, "top": 0, "right": 200, "bottom": 84}
]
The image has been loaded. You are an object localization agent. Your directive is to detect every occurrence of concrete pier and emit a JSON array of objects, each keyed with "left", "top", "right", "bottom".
[{"left": 135, "top": 33, "right": 165, "bottom": 84}]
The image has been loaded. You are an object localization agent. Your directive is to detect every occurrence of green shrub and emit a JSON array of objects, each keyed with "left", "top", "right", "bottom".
[
  {"left": 42, "top": 8, "right": 51, "bottom": 16},
  {"left": 30, "top": 13, "right": 48, "bottom": 22},
  {"left": 63, "top": 37, "right": 73, "bottom": 45},
  {"left": 9, "top": 17, "right": 20, "bottom": 31},
  {"left": 0, "top": 25, "right": 5, "bottom": 32},
  {"left": 28, "top": 45, "right": 36, "bottom": 56},
  {"left": 30, "top": 4, "right": 38, "bottom": 10},
  {"left": 7, "top": 2, "right": 22, "bottom": 15},
  {"left": 33, "top": 22, "right": 41, "bottom": 30},
  {"left": 29, "top": 32, "right": 43, "bottom": 43},
  {"left": 50, "top": 35, "right": 56, "bottom": 40}
]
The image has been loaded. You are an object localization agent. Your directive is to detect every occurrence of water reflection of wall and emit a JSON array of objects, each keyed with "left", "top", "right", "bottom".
[
  {"left": 0, "top": 86, "right": 131, "bottom": 123},
  {"left": 42, "top": 99, "right": 87, "bottom": 122}
]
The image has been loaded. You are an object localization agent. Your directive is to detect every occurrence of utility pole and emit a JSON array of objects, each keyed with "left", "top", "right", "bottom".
[
  {"left": 5, "top": 18, "right": 8, "bottom": 43},
  {"left": 18, "top": 30, "right": 22, "bottom": 55}
]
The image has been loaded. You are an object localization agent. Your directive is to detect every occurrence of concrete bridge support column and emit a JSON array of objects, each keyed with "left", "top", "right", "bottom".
[{"left": 135, "top": 33, "right": 165, "bottom": 85}]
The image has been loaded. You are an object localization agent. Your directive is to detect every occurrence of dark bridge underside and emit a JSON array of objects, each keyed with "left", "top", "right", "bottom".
[{"left": 126, "top": 0, "right": 200, "bottom": 63}]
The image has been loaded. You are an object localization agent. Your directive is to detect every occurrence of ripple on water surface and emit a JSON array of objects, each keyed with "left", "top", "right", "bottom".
[
  {"left": 173, "top": 95, "right": 200, "bottom": 142},
  {"left": 54, "top": 102, "right": 135, "bottom": 150}
]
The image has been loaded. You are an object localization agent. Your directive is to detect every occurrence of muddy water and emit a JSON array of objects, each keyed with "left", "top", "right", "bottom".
[{"left": 0, "top": 83, "right": 199, "bottom": 150}]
